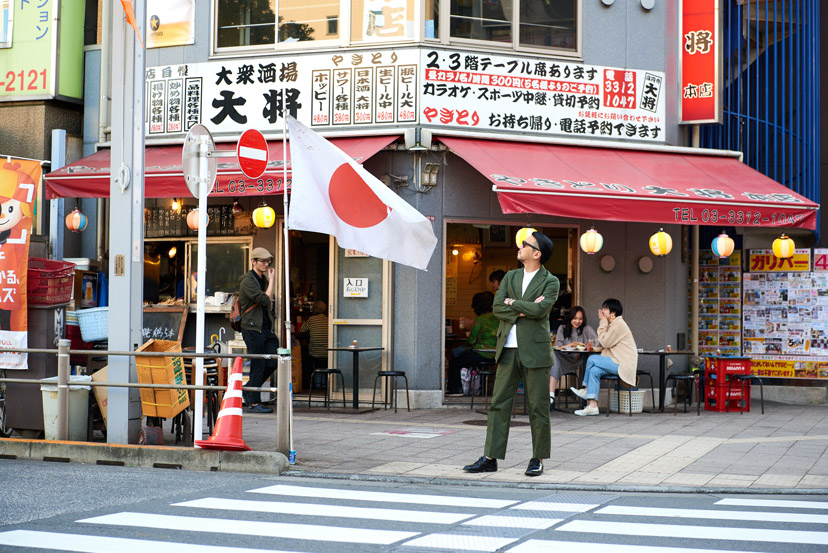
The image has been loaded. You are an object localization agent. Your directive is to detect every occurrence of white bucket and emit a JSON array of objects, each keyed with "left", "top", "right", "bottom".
[{"left": 40, "top": 375, "right": 92, "bottom": 441}]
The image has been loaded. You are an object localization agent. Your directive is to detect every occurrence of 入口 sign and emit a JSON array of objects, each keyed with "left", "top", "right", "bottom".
[{"left": 343, "top": 278, "right": 368, "bottom": 298}]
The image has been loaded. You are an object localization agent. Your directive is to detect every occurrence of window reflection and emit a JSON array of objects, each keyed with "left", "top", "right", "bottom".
[
  {"left": 519, "top": 0, "right": 576, "bottom": 50},
  {"left": 351, "top": 0, "right": 414, "bottom": 42},
  {"left": 450, "top": 0, "right": 512, "bottom": 43},
  {"left": 216, "top": 0, "right": 338, "bottom": 48}
]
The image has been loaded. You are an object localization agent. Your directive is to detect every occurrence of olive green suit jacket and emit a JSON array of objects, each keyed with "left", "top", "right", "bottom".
[{"left": 493, "top": 267, "right": 560, "bottom": 368}]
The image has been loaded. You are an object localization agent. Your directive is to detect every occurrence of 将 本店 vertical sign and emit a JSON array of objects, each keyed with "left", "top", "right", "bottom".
[{"left": 680, "top": 0, "right": 721, "bottom": 124}]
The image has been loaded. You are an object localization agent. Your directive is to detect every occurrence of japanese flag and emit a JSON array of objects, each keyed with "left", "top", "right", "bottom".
[{"left": 287, "top": 117, "right": 437, "bottom": 271}]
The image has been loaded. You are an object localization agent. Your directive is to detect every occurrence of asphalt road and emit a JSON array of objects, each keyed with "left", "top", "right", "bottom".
[{"left": 1, "top": 460, "right": 828, "bottom": 552}]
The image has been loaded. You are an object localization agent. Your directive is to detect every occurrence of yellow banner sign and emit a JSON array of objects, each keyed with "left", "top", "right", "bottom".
[
  {"left": 751, "top": 358, "right": 828, "bottom": 379},
  {"left": 748, "top": 249, "right": 810, "bottom": 272}
]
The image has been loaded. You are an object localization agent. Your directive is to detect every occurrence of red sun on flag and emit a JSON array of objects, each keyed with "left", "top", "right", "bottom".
[{"left": 328, "top": 163, "right": 390, "bottom": 228}]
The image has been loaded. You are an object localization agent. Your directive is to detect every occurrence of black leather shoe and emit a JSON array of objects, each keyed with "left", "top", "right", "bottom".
[
  {"left": 463, "top": 456, "right": 497, "bottom": 473},
  {"left": 525, "top": 458, "right": 543, "bottom": 476}
]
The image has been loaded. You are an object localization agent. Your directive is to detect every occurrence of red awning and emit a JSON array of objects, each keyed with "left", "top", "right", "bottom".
[
  {"left": 45, "top": 136, "right": 397, "bottom": 199},
  {"left": 440, "top": 137, "right": 818, "bottom": 230}
]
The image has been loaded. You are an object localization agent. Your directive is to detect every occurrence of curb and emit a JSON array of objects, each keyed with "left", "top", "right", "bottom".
[{"left": 0, "top": 438, "right": 288, "bottom": 474}]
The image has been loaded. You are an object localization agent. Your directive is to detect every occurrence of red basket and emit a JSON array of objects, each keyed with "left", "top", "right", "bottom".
[{"left": 27, "top": 258, "right": 75, "bottom": 305}]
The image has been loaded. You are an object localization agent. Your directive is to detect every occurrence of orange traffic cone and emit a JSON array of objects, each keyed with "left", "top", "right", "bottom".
[{"left": 195, "top": 356, "right": 251, "bottom": 451}]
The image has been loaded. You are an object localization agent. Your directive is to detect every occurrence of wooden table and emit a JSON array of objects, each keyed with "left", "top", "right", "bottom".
[
  {"left": 328, "top": 346, "right": 384, "bottom": 410},
  {"left": 638, "top": 350, "right": 694, "bottom": 412}
]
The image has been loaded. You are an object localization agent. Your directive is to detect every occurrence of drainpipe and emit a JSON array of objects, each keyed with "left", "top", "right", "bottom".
[
  {"left": 97, "top": 0, "right": 111, "bottom": 264},
  {"left": 690, "top": 125, "right": 700, "bottom": 359}
]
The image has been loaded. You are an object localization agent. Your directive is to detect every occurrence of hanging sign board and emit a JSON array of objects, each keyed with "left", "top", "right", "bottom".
[{"left": 679, "top": 0, "right": 722, "bottom": 124}]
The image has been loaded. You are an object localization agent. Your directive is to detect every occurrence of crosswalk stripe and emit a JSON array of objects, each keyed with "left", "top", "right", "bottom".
[
  {"left": 401, "top": 533, "right": 518, "bottom": 552},
  {"left": 597, "top": 505, "right": 828, "bottom": 524},
  {"left": 462, "top": 515, "right": 562, "bottom": 529},
  {"left": 716, "top": 498, "right": 828, "bottom": 510},
  {"left": 0, "top": 530, "right": 302, "bottom": 553},
  {"left": 78, "top": 512, "right": 418, "bottom": 545},
  {"left": 173, "top": 497, "right": 474, "bottom": 524},
  {"left": 510, "top": 501, "right": 599, "bottom": 513},
  {"left": 556, "top": 520, "right": 828, "bottom": 545},
  {"left": 249, "top": 484, "right": 517, "bottom": 508},
  {"left": 508, "top": 539, "right": 770, "bottom": 553}
]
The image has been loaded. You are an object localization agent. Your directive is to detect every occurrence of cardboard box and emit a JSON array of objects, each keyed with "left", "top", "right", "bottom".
[
  {"left": 91, "top": 366, "right": 109, "bottom": 426},
  {"left": 135, "top": 339, "right": 190, "bottom": 418}
]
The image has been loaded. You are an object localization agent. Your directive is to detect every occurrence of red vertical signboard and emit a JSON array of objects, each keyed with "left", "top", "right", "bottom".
[{"left": 680, "top": 0, "right": 721, "bottom": 124}]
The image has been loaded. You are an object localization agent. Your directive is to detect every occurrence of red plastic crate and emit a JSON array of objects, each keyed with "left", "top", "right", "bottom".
[
  {"left": 705, "top": 356, "right": 751, "bottom": 383},
  {"left": 704, "top": 383, "right": 751, "bottom": 412},
  {"left": 27, "top": 258, "right": 75, "bottom": 305}
]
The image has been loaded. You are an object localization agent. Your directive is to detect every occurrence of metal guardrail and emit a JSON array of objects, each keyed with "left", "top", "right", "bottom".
[{"left": 0, "top": 341, "right": 291, "bottom": 453}]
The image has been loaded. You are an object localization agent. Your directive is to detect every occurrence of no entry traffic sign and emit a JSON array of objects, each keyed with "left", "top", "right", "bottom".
[{"left": 236, "top": 129, "right": 269, "bottom": 179}]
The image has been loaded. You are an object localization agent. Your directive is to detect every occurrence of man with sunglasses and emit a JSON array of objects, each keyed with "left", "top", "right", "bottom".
[
  {"left": 464, "top": 230, "right": 559, "bottom": 477},
  {"left": 238, "top": 247, "right": 278, "bottom": 413}
]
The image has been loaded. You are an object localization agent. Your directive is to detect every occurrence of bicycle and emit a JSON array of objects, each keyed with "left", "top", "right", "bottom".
[{"left": 0, "top": 368, "right": 12, "bottom": 437}]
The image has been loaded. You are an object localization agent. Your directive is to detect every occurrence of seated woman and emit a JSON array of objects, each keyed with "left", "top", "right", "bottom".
[
  {"left": 446, "top": 291, "right": 497, "bottom": 396},
  {"left": 549, "top": 306, "right": 597, "bottom": 406},
  {"left": 570, "top": 298, "right": 638, "bottom": 416}
]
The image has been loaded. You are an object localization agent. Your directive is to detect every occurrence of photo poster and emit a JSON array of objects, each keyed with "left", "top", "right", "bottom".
[
  {"left": 0, "top": 158, "right": 39, "bottom": 370},
  {"left": 147, "top": 0, "right": 195, "bottom": 48}
]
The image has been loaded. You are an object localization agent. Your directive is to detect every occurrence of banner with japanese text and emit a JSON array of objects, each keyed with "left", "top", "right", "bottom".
[
  {"left": 680, "top": 0, "right": 721, "bottom": 123},
  {"left": 0, "top": 158, "right": 38, "bottom": 369},
  {"left": 143, "top": 46, "right": 665, "bottom": 142}
]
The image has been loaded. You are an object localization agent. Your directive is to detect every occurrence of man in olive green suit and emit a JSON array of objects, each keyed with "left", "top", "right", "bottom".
[{"left": 464, "top": 230, "right": 559, "bottom": 477}]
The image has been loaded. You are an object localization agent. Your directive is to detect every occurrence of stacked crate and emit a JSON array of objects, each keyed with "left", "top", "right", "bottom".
[{"left": 704, "top": 357, "right": 751, "bottom": 412}]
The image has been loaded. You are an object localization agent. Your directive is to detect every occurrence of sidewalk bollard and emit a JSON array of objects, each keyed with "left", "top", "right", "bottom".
[
  {"left": 57, "top": 339, "right": 70, "bottom": 441},
  {"left": 275, "top": 349, "right": 291, "bottom": 456}
]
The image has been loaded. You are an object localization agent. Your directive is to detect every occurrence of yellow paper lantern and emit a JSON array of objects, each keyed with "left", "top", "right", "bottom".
[
  {"left": 64, "top": 208, "right": 88, "bottom": 232},
  {"left": 772, "top": 234, "right": 795, "bottom": 259},
  {"left": 515, "top": 227, "right": 537, "bottom": 247},
  {"left": 579, "top": 228, "right": 603, "bottom": 254},
  {"left": 711, "top": 232, "right": 735, "bottom": 258},
  {"left": 187, "top": 208, "right": 206, "bottom": 230},
  {"left": 649, "top": 228, "right": 672, "bottom": 257},
  {"left": 252, "top": 202, "right": 276, "bottom": 229}
]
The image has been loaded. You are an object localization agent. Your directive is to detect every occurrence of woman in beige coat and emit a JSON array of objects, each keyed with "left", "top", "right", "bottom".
[{"left": 571, "top": 298, "right": 638, "bottom": 416}]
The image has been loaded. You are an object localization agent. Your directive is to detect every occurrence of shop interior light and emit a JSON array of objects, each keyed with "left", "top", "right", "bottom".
[
  {"left": 649, "top": 228, "right": 673, "bottom": 257},
  {"left": 65, "top": 208, "right": 88, "bottom": 233},
  {"left": 772, "top": 233, "right": 795, "bottom": 259},
  {"left": 451, "top": 249, "right": 459, "bottom": 256},
  {"left": 187, "top": 208, "right": 205, "bottom": 230},
  {"left": 168, "top": 246, "right": 177, "bottom": 258},
  {"left": 515, "top": 227, "right": 538, "bottom": 247},
  {"left": 252, "top": 202, "right": 276, "bottom": 229},
  {"left": 171, "top": 198, "right": 181, "bottom": 212},
  {"left": 711, "top": 232, "right": 735, "bottom": 258},
  {"left": 579, "top": 227, "right": 603, "bottom": 254}
]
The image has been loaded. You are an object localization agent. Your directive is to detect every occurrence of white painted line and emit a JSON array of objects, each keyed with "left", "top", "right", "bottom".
[
  {"left": 78, "top": 512, "right": 417, "bottom": 545},
  {"left": 716, "top": 498, "right": 828, "bottom": 510},
  {"left": 510, "top": 501, "right": 599, "bottom": 513},
  {"left": 238, "top": 146, "right": 267, "bottom": 161},
  {"left": 508, "top": 539, "right": 770, "bottom": 553},
  {"left": 597, "top": 505, "right": 828, "bottom": 524},
  {"left": 0, "top": 530, "right": 302, "bottom": 553},
  {"left": 401, "top": 533, "right": 517, "bottom": 551},
  {"left": 174, "top": 497, "right": 474, "bottom": 524},
  {"left": 556, "top": 520, "right": 828, "bottom": 545},
  {"left": 249, "top": 484, "right": 517, "bottom": 508},
  {"left": 462, "top": 515, "right": 561, "bottom": 529}
]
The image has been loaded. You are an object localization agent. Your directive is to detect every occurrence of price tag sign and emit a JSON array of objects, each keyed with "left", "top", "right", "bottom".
[{"left": 814, "top": 249, "right": 828, "bottom": 272}]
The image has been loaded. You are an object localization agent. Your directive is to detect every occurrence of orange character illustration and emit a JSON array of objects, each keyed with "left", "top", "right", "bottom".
[{"left": 0, "top": 163, "right": 35, "bottom": 331}]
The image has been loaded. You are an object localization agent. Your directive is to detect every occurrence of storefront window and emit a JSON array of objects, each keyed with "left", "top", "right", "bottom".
[
  {"left": 187, "top": 239, "right": 251, "bottom": 305},
  {"left": 0, "top": 0, "right": 11, "bottom": 48},
  {"left": 216, "top": 0, "right": 339, "bottom": 49},
  {"left": 450, "top": 0, "right": 512, "bottom": 43},
  {"left": 519, "top": 0, "right": 576, "bottom": 50},
  {"left": 351, "top": 0, "right": 414, "bottom": 43}
]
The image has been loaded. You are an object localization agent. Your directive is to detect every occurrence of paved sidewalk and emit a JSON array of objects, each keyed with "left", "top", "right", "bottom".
[{"left": 243, "top": 400, "right": 828, "bottom": 491}]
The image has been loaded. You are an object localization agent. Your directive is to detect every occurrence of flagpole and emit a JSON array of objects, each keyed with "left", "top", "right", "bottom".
[{"left": 282, "top": 90, "right": 292, "bottom": 352}]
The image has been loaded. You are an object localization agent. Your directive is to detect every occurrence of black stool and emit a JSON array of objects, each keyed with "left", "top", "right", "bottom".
[
  {"left": 599, "top": 374, "right": 633, "bottom": 417},
  {"left": 561, "top": 371, "right": 580, "bottom": 409},
  {"left": 727, "top": 374, "right": 764, "bottom": 414},
  {"left": 470, "top": 362, "right": 496, "bottom": 411},
  {"left": 307, "top": 368, "right": 346, "bottom": 411},
  {"left": 665, "top": 369, "right": 701, "bottom": 415},
  {"left": 371, "top": 371, "right": 410, "bottom": 413},
  {"left": 635, "top": 370, "right": 656, "bottom": 412}
]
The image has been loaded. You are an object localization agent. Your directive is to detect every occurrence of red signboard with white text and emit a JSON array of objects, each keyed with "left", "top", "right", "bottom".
[{"left": 680, "top": 0, "right": 721, "bottom": 124}]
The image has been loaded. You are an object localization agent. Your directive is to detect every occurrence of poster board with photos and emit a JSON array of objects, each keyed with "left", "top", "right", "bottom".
[{"left": 695, "top": 250, "right": 742, "bottom": 357}]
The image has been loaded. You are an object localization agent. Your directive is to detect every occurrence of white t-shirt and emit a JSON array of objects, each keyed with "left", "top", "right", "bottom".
[{"left": 504, "top": 268, "right": 539, "bottom": 348}]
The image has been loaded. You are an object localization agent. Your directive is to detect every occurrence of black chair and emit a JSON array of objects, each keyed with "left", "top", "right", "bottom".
[
  {"left": 307, "top": 368, "right": 346, "bottom": 411},
  {"left": 560, "top": 370, "right": 580, "bottom": 410},
  {"left": 727, "top": 374, "right": 764, "bottom": 414},
  {"left": 635, "top": 370, "right": 656, "bottom": 412},
  {"left": 665, "top": 369, "right": 701, "bottom": 416},
  {"left": 599, "top": 374, "right": 633, "bottom": 417},
  {"left": 470, "top": 362, "right": 496, "bottom": 411},
  {"left": 371, "top": 370, "right": 410, "bottom": 413}
]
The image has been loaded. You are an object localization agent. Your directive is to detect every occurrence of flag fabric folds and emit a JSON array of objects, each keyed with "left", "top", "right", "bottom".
[{"left": 287, "top": 117, "right": 437, "bottom": 271}]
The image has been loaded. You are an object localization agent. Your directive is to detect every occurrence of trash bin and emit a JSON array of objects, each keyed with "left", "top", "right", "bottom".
[{"left": 40, "top": 375, "right": 92, "bottom": 441}]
